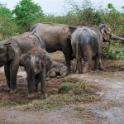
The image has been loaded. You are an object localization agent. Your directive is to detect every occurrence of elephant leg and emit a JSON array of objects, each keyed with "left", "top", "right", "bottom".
[
  {"left": 10, "top": 65, "right": 19, "bottom": 93},
  {"left": 63, "top": 49, "right": 71, "bottom": 74},
  {"left": 97, "top": 45, "right": 104, "bottom": 70},
  {"left": 82, "top": 56, "right": 89, "bottom": 73},
  {"left": 82, "top": 45, "right": 91, "bottom": 73},
  {"left": 40, "top": 74, "right": 47, "bottom": 99},
  {"left": 94, "top": 56, "right": 99, "bottom": 70},
  {"left": 76, "top": 53, "right": 82, "bottom": 74},
  {"left": 94, "top": 55, "right": 104, "bottom": 70},
  {"left": 9, "top": 58, "right": 19, "bottom": 93},
  {"left": 34, "top": 75, "right": 40, "bottom": 92},
  {"left": 4, "top": 64, "right": 10, "bottom": 90},
  {"left": 35, "top": 81, "right": 39, "bottom": 92},
  {"left": 27, "top": 74, "right": 34, "bottom": 96},
  {"left": 63, "top": 40, "right": 74, "bottom": 74},
  {"left": 98, "top": 57, "right": 104, "bottom": 70}
]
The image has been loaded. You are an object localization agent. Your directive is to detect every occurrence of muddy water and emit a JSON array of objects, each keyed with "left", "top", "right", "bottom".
[{"left": 1, "top": 70, "right": 124, "bottom": 124}]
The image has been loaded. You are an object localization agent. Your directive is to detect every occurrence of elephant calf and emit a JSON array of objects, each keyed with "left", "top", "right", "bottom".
[{"left": 20, "top": 48, "right": 52, "bottom": 98}]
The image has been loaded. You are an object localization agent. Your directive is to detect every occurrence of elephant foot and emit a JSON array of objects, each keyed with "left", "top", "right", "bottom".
[
  {"left": 82, "top": 63, "right": 89, "bottom": 73},
  {"left": 66, "top": 67, "right": 71, "bottom": 75},
  {"left": 42, "top": 93, "right": 48, "bottom": 99},
  {"left": 34, "top": 87, "right": 38, "bottom": 92},
  {"left": 28, "top": 94, "right": 35, "bottom": 98},
  {"left": 39, "top": 92, "right": 48, "bottom": 99},
  {"left": 66, "top": 70, "right": 70, "bottom": 75},
  {"left": 82, "top": 69, "right": 88, "bottom": 73},
  {"left": 9, "top": 89, "right": 17, "bottom": 94},
  {"left": 3, "top": 87, "right": 10, "bottom": 92},
  {"left": 99, "top": 66, "right": 105, "bottom": 71}
]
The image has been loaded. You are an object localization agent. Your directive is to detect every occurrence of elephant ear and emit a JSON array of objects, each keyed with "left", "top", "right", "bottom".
[
  {"left": 20, "top": 54, "right": 30, "bottom": 66},
  {"left": 99, "top": 24, "right": 112, "bottom": 41},
  {"left": 4, "top": 44, "right": 15, "bottom": 60}
]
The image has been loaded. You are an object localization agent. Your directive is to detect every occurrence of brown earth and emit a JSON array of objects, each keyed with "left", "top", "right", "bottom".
[{"left": 0, "top": 51, "right": 124, "bottom": 124}]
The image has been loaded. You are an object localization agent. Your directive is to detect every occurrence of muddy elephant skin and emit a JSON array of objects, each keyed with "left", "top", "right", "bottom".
[
  {"left": 71, "top": 24, "right": 124, "bottom": 73},
  {"left": 31, "top": 23, "right": 76, "bottom": 73},
  {"left": 0, "top": 32, "right": 44, "bottom": 93},
  {"left": 20, "top": 48, "right": 52, "bottom": 97}
]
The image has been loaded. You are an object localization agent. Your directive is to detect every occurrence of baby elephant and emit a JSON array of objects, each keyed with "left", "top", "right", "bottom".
[{"left": 20, "top": 48, "right": 52, "bottom": 98}]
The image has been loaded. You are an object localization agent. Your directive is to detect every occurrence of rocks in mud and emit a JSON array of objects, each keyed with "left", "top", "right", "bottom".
[{"left": 48, "top": 61, "right": 68, "bottom": 78}]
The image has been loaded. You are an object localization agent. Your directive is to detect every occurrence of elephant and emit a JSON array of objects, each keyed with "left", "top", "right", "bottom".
[
  {"left": 31, "top": 23, "right": 76, "bottom": 73},
  {"left": 0, "top": 32, "right": 44, "bottom": 93},
  {"left": 20, "top": 48, "right": 52, "bottom": 98},
  {"left": 47, "top": 61, "right": 68, "bottom": 78},
  {"left": 71, "top": 24, "right": 124, "bottom": 73}
]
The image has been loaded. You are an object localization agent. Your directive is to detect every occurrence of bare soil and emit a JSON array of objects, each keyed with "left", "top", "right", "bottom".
[{"left": 0, "top": 51, "right": 124, "bottom": 124}]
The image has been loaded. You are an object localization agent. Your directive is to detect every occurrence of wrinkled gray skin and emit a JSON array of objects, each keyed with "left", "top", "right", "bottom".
[
  {"left": 20, "top": 48, "right": 52, "bottom": 98},
  {"left": 71, "top": 24, "right": 124, "bottom": 73},
  {"left": 0, "top": 32, "right": 44, "bottom": 93},
  {"left": 31, "top": 23, "right": 76, "bottom": 73},
  {"left": 48, "top": 61, "right": 68, "bottom": 78}
]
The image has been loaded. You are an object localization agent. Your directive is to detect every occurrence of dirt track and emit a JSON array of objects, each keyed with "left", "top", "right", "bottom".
[{"left": 0, "top": 52, "right": 124, "bottom": 124}]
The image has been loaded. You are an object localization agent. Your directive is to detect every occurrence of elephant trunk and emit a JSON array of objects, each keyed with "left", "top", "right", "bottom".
[{"left": 111, "top": 34, "right": 124, "bottom": 42}]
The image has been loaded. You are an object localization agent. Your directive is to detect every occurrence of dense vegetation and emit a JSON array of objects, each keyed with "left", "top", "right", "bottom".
[{"left": 0, "top": 0, "right": 124, "bottom": 59}]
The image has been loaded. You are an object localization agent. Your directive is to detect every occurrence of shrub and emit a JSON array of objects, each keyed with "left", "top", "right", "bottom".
[
  {"left": 0, "top": 5, "right": 18, "bottom": 40},
  {"left": 103, "top": 42, "right": 124, "bottom": 60},
  {"left": 13, "top": 0, "right": 44, "bottom": 32}
]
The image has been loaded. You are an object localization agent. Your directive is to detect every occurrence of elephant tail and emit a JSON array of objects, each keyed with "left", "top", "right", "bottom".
[{"left": 75, "top": 38, "right": 81, "bottom": 72}]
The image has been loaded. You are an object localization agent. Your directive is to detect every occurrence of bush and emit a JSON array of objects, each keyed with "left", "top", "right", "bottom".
[
  {"left": 103, "top": 42, "right": 124, "bottom": 60},
  {"left": 0, "top": 5, "right": 18, "bottom": 40},
  {"left": 13, "top": 0, "right": 44, "bottom": 32}
]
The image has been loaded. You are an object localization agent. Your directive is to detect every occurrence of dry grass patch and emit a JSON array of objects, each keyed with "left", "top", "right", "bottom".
[{"left": 14, "top": 79, "right": 103, "bottom": 111}]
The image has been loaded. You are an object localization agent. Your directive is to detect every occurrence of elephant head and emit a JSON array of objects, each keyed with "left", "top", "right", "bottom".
[
  {"left": 21, "top": 49, "right": 43, "bottom": 74},
  {"left": 21, "top": 48, "right": 52, "bottom": 75},
  {"left": 99, "top": 23, "right": 124, "bottom": 42},
  {"left": 99, "top": 24, "right": 112, "bottom": 41},
  {"left": 0, "top": 41, "right": 14, "bottom": 66}
]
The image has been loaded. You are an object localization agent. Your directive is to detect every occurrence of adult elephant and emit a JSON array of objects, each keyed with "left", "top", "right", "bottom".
[
  {"left": 0, "top": 32, "right": 44, "bottom": 93},
  {"left": 31, "top": 23, "right": 76, "bottom": 73},
  {"left": 71, "top": 24, "right": 124, "bottom": 73}
]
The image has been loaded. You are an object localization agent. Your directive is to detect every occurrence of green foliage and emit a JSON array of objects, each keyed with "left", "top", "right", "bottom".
[
  {"left": 58, "top": 82, "right": 73, "bottom": 93},
  {"left": 103, "top": 42, "right": 124, "bottom": 60},
  {"left": 65, "top": 0, "right": 104, "bottom": 25},
  {"left": 0, "top": 0, "right": 124, "bottom": 61},
  {"left": 0, "top": 5, "right": 17, "bottom": 40},
  {"left": 13, "top": 0, "right": 44, "bottom": 32}
]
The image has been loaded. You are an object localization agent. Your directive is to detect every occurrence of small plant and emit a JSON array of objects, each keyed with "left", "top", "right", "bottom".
[{"left": 58, "top": 82, "right": 73, "bottom": 93}]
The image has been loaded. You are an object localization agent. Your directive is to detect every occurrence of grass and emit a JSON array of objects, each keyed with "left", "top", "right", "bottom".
[
  {"left": 0, "top": 78, "right": 102, "bottom": 111},
  {"left": 15, "top": 93, "right": 101, "bottom": 111},
  {"left": 14, "top": 80, "right": 102, "bottom": 111}
]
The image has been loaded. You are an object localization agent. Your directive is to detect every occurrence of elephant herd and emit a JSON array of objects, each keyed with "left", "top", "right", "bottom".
[{"left": 0, "top": 22, "right": 124, "bottom": 98}]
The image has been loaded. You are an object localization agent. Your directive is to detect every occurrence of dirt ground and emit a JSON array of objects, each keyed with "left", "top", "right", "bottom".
[{"left": 0, "top": 51, "right": 124, "bottom": 124}]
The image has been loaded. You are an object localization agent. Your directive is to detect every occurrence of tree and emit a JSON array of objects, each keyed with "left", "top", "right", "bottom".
[
  {"left": 13, "top": 0, "right": 44, "bottom": 32},
  {"left": 66, "top": 0, "right": 103, "bottom": 25},
  {"left": 0, "top": 5, "right": 17, "bottom": 40}
]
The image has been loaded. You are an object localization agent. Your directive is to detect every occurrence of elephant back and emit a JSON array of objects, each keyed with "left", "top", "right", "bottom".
[{"left": 8, "top": 32, "right": 43, "bottom": 54}]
